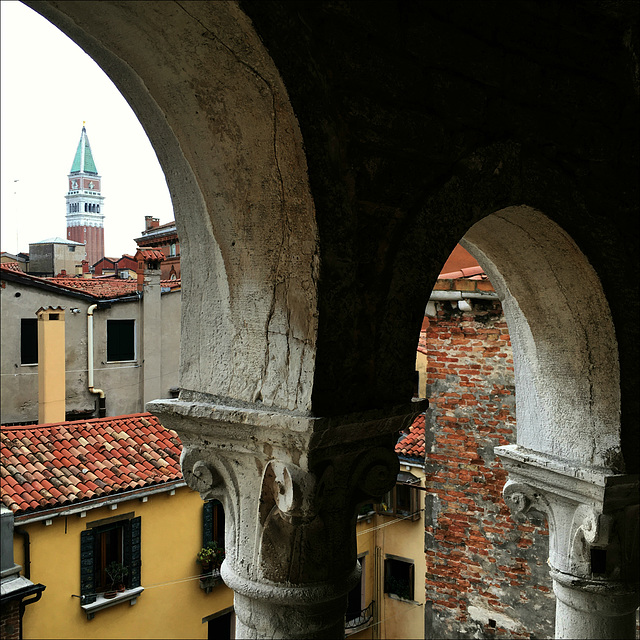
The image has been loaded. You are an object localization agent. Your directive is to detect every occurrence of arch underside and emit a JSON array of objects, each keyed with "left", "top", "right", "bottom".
[
  {"left": 27, "top": 1, "right": 638, "bottom": 473},
  {"left": 462, "top": 207, "right": 622, "bottom": 471}
]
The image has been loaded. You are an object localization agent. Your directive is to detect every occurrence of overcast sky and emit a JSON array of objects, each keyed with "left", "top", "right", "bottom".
[{"left": 1, "top": 1, "right": 174, "bottom": 258}]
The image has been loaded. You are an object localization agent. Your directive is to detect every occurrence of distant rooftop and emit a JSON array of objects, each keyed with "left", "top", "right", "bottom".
[{"left": 30, "top": 237, "right": 84, "bottom": 246}]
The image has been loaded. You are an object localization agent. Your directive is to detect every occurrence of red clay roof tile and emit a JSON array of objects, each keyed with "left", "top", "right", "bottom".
[
  {"left": 1, "top": 413, "right": 182, "bottom": 516},
  {"left": 395, "top": 413, "right": 425, "bottom": 462}
]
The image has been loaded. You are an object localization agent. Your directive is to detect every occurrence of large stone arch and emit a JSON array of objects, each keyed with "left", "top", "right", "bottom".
[
  {"left": 461, "top": 206, "right": 622, "bottom": 472},
  {"left": 28, "top": 0, "right": 319, "bottom": 412}
]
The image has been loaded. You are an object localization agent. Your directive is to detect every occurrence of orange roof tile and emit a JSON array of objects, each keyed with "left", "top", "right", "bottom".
[
  {"left": 395, "top": 413, "right": 425, "bottom": 461},
  {"left": 1, "top": 413, "right": 182, "bottom": 516},
  {"left": 44, "top": 277, "right": 138, "bottom": 298},
  {"left": 160, "top": 279, "right": 181, "bottom": 290},
  {"left": 1, "top": 265, "right": 138, "bottom": 299}
]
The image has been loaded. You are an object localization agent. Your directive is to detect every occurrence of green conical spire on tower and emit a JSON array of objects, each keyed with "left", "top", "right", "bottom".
[{"left": 70, "top": 123, "right": 98, "bottom": 174}]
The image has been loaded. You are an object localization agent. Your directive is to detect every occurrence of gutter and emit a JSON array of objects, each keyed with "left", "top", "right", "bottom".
[
  {"left": 14, "top": 480, "right": 187, "bottom": 526},
  {"left": 87, "top": 305, "right": 106, "bottom": 417}
]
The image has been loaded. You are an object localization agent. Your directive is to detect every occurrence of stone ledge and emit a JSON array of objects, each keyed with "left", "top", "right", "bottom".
[{"left": 81, "top": 586, "right": 144, "bottom": 620}]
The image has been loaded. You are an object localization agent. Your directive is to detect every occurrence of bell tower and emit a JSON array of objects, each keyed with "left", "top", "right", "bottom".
[{"left": 66, "top": 124, "right": 105, "bottom": 267}]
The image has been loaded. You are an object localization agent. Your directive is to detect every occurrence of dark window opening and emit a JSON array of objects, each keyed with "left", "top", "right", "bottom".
[
  {"left": 204, "top": 499, "right": 225, "bottom": 548},
  {"left": 346, "top": 557, "right": 365, "bottom": 623},
  {"left": 207, "top": 611, "right": 233, "bottom": 640},
  {"left": 384, "top": 557, "right": 414, "bottom": 601},
  {"left": 96, "top": 525, "right": 124, "bottom": 591},
  {"left": 20, "top": 318, "right": 38, "bottom": 365},
  {"left": 377, "top": 474, "right": 421, "bottom": 521},
  {"left": 80, "top": 516, "right": 141, "bottom": 604},
  {"left": 107, "top": 319, "right": 135, "bottom": 362},
  {"left": 591, "top": 548, "right": 607, "bottom": 575}
]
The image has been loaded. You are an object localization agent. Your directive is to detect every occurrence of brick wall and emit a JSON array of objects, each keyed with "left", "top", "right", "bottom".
[
  {"left": 423, "top": 293, "right": 555, "bottom": 639},
  {"left": 0, "top": 598, "right": 20, "bottom": 640}
]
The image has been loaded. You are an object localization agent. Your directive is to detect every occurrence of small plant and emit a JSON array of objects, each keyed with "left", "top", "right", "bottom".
[
  {"left": 105, "top": 561, "right": 129, "bottom": 591},
  {"left": 197, "top": 541, "right": 225, "bottom": 570}
]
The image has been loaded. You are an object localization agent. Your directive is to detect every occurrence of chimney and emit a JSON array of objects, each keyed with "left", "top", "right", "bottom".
[
  {"left": 135, "top": 248, "right": 164, "bottom": 293},
  {"left": 144, "top": 216, "right": 160, "bottom": 231},
  {"left": 37, "top": 307, "right": 66, "bottom": 424},
  {"left": 133, "top": 249, "right": 164, "bottom": 406}
]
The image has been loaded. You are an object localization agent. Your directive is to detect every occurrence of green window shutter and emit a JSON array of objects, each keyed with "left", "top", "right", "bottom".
[
  {"left": 124, "top": 516, "right": 142, "bottom": 588},
  {"left": 203, "top": 501, "right": 214, "bottom": 547},
  {"left": 80, "top": 529, "right": 96, "bottom": 604}
]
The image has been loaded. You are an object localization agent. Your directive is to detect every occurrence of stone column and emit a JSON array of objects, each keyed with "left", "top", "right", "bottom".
[
  {"left": 496, "top": 445, "right": 639, "bottom": 639},
  {"left": 149, "top": 393, "right": 423, "bottom": 639}
]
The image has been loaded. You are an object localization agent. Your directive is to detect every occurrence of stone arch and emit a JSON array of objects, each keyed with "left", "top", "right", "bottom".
[
  {"left": 460, "top": 207, "right": 621, "bottom": 471},
  {"left": 29, "top": 0, "right": 319, "bottom": 412}
]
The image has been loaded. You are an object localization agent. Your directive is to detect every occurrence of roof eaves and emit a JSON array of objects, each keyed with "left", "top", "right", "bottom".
[{"left": 13, "top": 479, "right": 187, "bottom": 525}]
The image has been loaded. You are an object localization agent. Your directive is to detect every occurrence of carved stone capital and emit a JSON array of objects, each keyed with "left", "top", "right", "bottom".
[
  {"left": 148, "top": 396, "right": 422, "bottom": 638},
  {"left": 496, "top": 445, "right": 639, "bottom": 586}
]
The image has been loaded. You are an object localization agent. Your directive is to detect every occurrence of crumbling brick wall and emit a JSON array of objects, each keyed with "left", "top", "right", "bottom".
[
  {"left": 0, "top": 599, "right": 20, "bottom": 640},
  {"left": 423, "top": 292, "right": 555, "bottom": 639}
]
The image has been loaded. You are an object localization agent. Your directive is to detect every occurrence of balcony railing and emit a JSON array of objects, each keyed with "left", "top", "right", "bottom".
[{"left": 345, "top": 600, "right": 375, "bottom": 633}]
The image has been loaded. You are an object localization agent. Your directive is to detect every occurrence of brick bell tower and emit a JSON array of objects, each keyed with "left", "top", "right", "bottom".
[{"left": 66, "top": 124, "right": 105, "bottom": 267}]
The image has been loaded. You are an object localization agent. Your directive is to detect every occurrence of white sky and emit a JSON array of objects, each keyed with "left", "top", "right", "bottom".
[{"left": 1, "top": 1, "right": 174, "bottom": 258}]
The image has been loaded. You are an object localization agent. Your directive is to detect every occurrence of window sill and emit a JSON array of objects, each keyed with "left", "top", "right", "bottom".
[
  {"left": 386, "top": 593, "right": 420, "bottom": 605},
  {"left": 81, "top": 586, "right": 144, "bottom": 620}
]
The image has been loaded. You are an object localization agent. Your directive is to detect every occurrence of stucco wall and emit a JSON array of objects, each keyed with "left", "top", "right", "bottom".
[
  {"left": 353, "top": 463, "right": 427, "bottom": 640},
  {"left": 13, "top": 486, "right": 233, "bottom": 639},
  {"left": 0, "top": 280, "right": 180, "bottom": 424}
]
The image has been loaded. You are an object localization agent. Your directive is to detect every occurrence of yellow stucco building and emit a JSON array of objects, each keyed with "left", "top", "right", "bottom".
[
  {"left": 348, "top": 415, "right": 427, "bottom": 640},
  {"left": 1, "top": 413, "right": 234, "bottom": 639}
]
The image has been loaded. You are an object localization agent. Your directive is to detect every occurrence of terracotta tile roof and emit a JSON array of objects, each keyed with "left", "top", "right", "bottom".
[
  {"left": 1, "top": 266, "right": 138, "bottom": 299},
  {"left": 395, "top": 413, "right": 425, "bottom": 461},
  {"left": 135, "top": 248, "right": 165, "bottom": 262},
  {"left": 160, "top": 279, "right": 181, "bottom": 290},
  {"left": 1, "top": 413, "right": 182, "bottom": 516},
  {"left": 0, "top": 262, "right": 23, "bottom": 272},
  {"left": 42, "top": 277, "right": 138, "bottom": 298}
]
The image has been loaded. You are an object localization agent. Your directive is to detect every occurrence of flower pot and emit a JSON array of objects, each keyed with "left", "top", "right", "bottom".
[
  {"left": 117, "top": 583, "right": 126, "bottom": 593},
  {"left": 104, "top": 590, "right": 117, "bottom": 599},
  {"left": 200, "top": 562, "right": 212, "bottom": 575}
]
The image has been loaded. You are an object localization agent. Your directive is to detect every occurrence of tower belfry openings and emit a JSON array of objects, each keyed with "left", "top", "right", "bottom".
[{"left": 65, "top": 124, "right": 105, "bottom": 267}]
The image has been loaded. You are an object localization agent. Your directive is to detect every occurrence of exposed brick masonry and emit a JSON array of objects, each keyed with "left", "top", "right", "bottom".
[
  {"left": 423, "top": 295, "right": 555, "bottom": 639},
  {"left": 0, "top": 599, "right": 20, "bottom": 640}
]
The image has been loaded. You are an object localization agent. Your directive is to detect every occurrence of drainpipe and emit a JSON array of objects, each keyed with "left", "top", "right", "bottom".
[{"left": 87, "top": 304, "right": 106, "bottom": 417}]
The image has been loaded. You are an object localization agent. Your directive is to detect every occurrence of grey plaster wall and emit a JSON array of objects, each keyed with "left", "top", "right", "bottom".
[
  {"left": 0, "top": 280, "right": 180, "bottom": 424},
  {"left": 28, "top": 1, "right": 319, "bottom": 414}
]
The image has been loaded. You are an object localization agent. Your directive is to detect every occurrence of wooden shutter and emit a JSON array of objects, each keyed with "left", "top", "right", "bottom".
[
  {"left": 124, "top": 516, "right": 142, "bottom": 588},
  {"left": 203, "top": 501, "right": 214, "bottom": 546},
  {"left": 80, "top": 529, "right": 96, "bottom": 604}
]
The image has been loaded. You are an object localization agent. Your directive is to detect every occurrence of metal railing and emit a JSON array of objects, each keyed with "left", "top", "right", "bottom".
[{"left": 345, "top": 600, "right": 375, "bottom": 631}]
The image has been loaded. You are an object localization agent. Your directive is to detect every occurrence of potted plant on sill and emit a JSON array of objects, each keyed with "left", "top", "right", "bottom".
[
  {"left": 105, "top": 561, "right": 129, "bottom": 598},
  {"left": 197, "top": 541, "right": 225, "bottom": 577}
]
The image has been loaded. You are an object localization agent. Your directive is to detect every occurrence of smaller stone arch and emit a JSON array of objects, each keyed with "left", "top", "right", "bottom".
[{"left": 461, "top": 206, "right": 621, "bottom": 472}]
